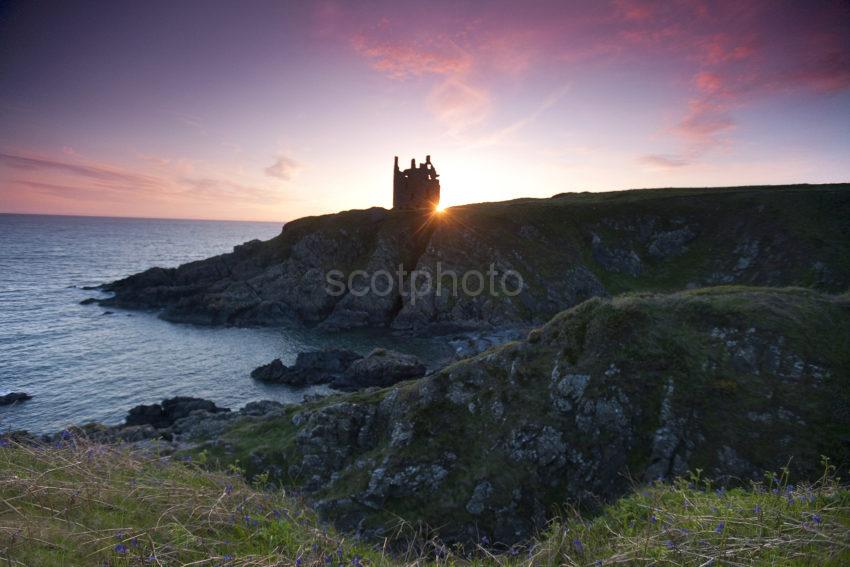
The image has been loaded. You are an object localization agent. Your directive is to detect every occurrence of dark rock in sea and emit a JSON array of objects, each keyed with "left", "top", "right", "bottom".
[
  {"left": 102, "top": 311, "right": 113, "bottom": 315},
  {"left": 251, "top": 348, "right": 426, "bottom": 390},
  {"left": 0, "top": 392, "right": 32, "bottom": 405},
  {"left": 125, "top": 396, "right": 229, "bottom": 429},
  {"left": 79, "top": 297, "right": 98, "bottom": 305},
  {"left": 251, "top": 348, "right": 362, "bottom": 387},
  {"left": 334, "top": 348, "right": 426, "bottom": 390}
]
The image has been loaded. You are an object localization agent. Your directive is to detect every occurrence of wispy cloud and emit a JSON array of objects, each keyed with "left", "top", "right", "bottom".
[
  {"left": 0, "top": 152, "right": 160, "bottom": 188},
  {"left": 264, "top": 155, "right": 301, "bottom": 181}
]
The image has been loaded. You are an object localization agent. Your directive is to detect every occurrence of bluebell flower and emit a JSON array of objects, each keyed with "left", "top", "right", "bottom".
[
  {"left": 573, "top": 539, "right": 584, "bottom": 554},
  {"left": 650, "top": 514, "right": 657, "bottom": 524},
  {"left": 714, "top": 521, "right": 725, "bottom": 534},
  {"left": 812, "top": 514, "right": 822, "bottom": 524},
  {"left": 754, "top": 504, "right": 762, "bottom": 514},
  {"left": 114, "top": 543, "right": 128, "bottom": 555},
  {"left": 481, "top": 535, "right": 490, "bottom": 546},
  {"left": 130, "top": 536, "right": 139, "bottom": 547},
  {"left": 296, "top": 557, "right": 303, "bottom": 567},
  {"left": 664, "top": 540, "right": 675, "bottom": 549}
]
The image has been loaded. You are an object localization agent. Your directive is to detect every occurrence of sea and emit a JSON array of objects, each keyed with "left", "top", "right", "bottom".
[{"left": 0, "top": 213, "right": 443, "bottom": 434}]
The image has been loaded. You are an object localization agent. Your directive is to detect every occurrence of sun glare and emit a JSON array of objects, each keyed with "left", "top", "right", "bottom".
[{"left": 434, "top": 202, "right": 446, "bottom": 213}]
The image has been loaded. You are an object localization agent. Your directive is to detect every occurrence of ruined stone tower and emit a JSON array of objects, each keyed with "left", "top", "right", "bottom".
[{"left": 393, "top": 155, "right": 440, "bottom": 210}]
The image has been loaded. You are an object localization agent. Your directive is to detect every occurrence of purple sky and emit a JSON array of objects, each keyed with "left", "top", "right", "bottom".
[{"left": 1, "top": 0, "right": 848, "bottom": 221}]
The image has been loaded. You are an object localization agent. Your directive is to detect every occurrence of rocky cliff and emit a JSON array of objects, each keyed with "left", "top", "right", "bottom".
[
  {"left": 98, "top": 184, "right": 850, "bottom": 333},
  {"left": 192, "top": 287, "right": 850, "bottom": 545}
]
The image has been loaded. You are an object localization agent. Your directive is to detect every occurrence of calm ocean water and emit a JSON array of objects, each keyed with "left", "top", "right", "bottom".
[{"left": 0, "top": 214, "right": 441, "bottom": 433}]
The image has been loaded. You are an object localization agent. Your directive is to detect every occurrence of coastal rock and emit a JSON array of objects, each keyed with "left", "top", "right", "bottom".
[
  {"left": 251, "top": 349, "right": 363, "bottom": 387},
  {"left": 98, "top": 185, "right": 850, "bottom": 333},
  {"left": 334, "top": 348, "right": 426, "bottom": 390},
  {"left": 125, "top": 396, "right": 229, "bottom": 429},
  {"left": 0, "top": 392, "right": 32, "bottom": 405},
  {"left": 203, "top": 287, "right": 850, "bottom": 545}
]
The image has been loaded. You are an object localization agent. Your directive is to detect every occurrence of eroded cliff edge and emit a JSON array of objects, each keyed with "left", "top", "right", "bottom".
[
  {"left": 99, "top": 184, "right": 850, "bottom": 333},
  {"left": 188, "top": 287, "right": 850, "bottom": 544}
]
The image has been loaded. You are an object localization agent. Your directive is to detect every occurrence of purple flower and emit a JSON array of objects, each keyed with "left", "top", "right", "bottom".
[
  {"left": 0, "top": 439, "right": 10, "bottom": 448},
  {"left": 812, "top": 514, "right": 822, "bottom": 525},
  {"left": 754, "top": 504, "right": 762, "bottom": 514},
  {"left": 714, "top": 521, "right": 725, "bottom": 534},
  {"left": 114, "top": 543, "right": 128, "bottom": 555},
  {"left": 664, "top": 540, "right": 675, "bottom": 549},
  {"left": 130, "top": 536, "right": 139, "bottom": 547},
  {"left": 650, "top": 514, "right": 657, "bottom": 524},
  {"left": 296, "top": 558, "right": 303, "bottom": 567},
  {"left": 481, "top": 535, "right": 490, "bottom": 546},
  {"left": 573, "top": 539, "right": 584, "bottom": 554}
]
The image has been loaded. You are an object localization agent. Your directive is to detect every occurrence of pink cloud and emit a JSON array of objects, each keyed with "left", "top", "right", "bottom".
[{"left": 351, "top": 34, "right": 472, "bottom": 79}]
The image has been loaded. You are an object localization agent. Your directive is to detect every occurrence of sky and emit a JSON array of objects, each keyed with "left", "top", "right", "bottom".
[{"left": 0, "top": 0, "right": 848, "bottom": 222}]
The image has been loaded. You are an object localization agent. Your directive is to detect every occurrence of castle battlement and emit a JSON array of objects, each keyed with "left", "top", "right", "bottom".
[{"left": 393, "top": 155, "right": 440, "bottom": 210}]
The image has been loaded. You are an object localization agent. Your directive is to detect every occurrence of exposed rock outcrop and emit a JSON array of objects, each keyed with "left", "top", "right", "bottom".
[
  {"left": 0, "top": 392, "right": 32, "bottom": 405},
  {"left": 251, "top": 349, "right": 362, "bottom": 387},
  {"left": 125, "top": 396, "right": 230, "bottom": 429},
  {"left": 251, "top": 348, "right": 426, "bottom": 390},
  {"left": 87, "top": 185, "right": 850, "bottom": 334},
  {"left": 200, "top": 287, "right": 850, "bottom": 545}
]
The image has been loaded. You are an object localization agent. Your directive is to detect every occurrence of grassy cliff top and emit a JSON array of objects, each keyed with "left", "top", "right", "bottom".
[{"left": 1, "top": 437, "right": 848, "bottom": 566}]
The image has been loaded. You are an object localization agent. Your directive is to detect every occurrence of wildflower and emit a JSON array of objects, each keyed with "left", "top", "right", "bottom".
[
  {"left": 324, "top": 554, "right": 332, "bottom": 564},
  {"left": 130, "top": 536, "right": 139, "bottom": 547},
  {"left": 650, "top": 514, "right": 657, "bottom": 524},
  {"left": 296, "top": 557, "right": 303, "bottom": 567},
  {"left": 595, "top": 561, "right": 603, "bottom": 567},
  {"left": 225, "top": 483, "right": 233, "bottom": 495},
  {"left": 481, "top": 535, "right": 490, "bottom": 546},
  {"left": 714, "top": 521, "right": 725, "bottom": 534},
  {"left": 573, "top": 539, "right": 584, "bottom": 555},
  {"left": 114, "top": 543, "right": 128, "bottom": 555},
  {"left": 337, "top": 545, "right": 344, "bottom": 558},
  {"left": 510, "top": 546, "right": 519, "bottom": 557},
  {"left": 812, "top": 513, "right": 822, "bottom": 525},
  {"left": 754, "top": 504, "right": 762, "bottom": 514},
  {"left": 312, "top": 543, "right": 319, "bottom": 553},
  {"left": 273, "top": 509, "right": 282, "bottom": 520},
  {"left": 664, "top": 540, "right": 675, "bottom": 550},
  {"left": 715, "top": 487, "right": 726, "bottom": 497},
  {"left": 61, "top": 429, "right": 72, "bottom": 440},
  {"left": 0, "top": 439, "right": 10, "bottom": 448}
]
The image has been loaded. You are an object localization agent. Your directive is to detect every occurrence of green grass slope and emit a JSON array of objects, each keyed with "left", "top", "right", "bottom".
[{"left": 1, "top": 438, "right": 848, "bottom": 566}]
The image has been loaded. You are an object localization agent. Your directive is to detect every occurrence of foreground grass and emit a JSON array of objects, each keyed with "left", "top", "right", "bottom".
[{"left": 1, "top": 437, "right": 848, "bottom": 566}]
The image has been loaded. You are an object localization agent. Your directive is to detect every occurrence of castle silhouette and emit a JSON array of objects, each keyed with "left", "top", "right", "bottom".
[{"left": 393, "top": 155, "right": 440, "bottom": 210}]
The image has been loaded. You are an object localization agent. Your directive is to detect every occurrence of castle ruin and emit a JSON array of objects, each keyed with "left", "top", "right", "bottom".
[{"left": 393, "top": 155, "right": 440, "bottom": 210}]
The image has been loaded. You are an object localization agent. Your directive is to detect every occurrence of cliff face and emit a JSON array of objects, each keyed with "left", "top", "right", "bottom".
[
  {"left": 101, "top": 184, "right": 850, "bottom": 332},
  {"left": 194, "top": 287, "right": 850, "bottom": 544}
]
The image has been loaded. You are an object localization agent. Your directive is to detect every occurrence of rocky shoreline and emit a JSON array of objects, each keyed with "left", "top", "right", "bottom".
[{"left": 82, "top": 185, "right": 850, "bottom": 334}]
